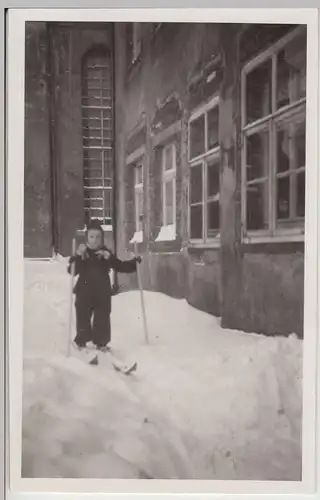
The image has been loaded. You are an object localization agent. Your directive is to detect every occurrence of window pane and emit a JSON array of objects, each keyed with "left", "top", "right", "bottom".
[
  {"left": 297, "top": 171, "right": 305, "bottom": 218},
  {"left": 277, "top": 176, "right": 290, "bottom": 220},
  {"left": 164, "top": 145, "right": 175, "bottom": 171},
  {"left": 166, "top": 206, "right": 174, "bottom": 225},
  {"left": 246, "top": 59, "right": 272, "bottom": 124},
  {"left": 276, "top": 32, "right": 306, "bottom": 110},
  {"left": 276, "top": 116, "right": 306, "bottom": 173},
  {"left": 85, "top": 188, "right": 104, "bottom": 199},
  {"left": 165, "top": 180, "right": 174, "bottom": 225},
  {"left": 83, "top": 107, "right": 104, "bottom": 120},
  {"left": 207, "top": 201, "right": 219, "bottom": 235},
  {"left": 246, "top": 181, "right": 269, "bottom": 230},
  {"left": 165, "top": 180, "right": 174, "bottom": 206},
  {"left": 88, "top": 209, "right": 104, "bottom": 219},
  {"left": 136, "top": 190, "right": 143, "bottom": 230},
  {"left": 277, "top": 128, "right": 290, "bottom": 173},
  {"left": 83, "top": 137, "right": 104, "bottom": 148},
  {"left": 190, "top": 164, "right": 203, "bottom": 204},
  {"left": 86, "top": 198, "right": 102, "bottom": 209},
  {"left": 190, "top": 115, "right": 205, "bottom": 159},
  {"left": 207, "top": 106, "right": 219, "bottom": 150},
  {"left": 207, "top": 158, "right": 220, "bottom": 197},
  {"left": 135, "top": 165, "right": 143, "bottom": 185},
  {"left": 103, "top": 189, "right": 112, "bottom": 214},
  {"left": 86, "top": 149, "right": 104, "bottom": 161},
  {"left": 190, "top": 205, "right": 203, "bottom": 239},
  {"left": 137, "top": 191, "right": 143, "bottom": 216},
  {"left": 246, "top": 130, "right": 269, "bottom": 181}
]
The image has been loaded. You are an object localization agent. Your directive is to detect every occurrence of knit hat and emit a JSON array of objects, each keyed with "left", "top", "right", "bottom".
[{"left": 86, "top": 219, "right": 104, "bottom": 236}]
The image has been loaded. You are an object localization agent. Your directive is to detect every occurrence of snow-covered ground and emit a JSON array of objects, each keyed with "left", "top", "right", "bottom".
[{"left": 22, "top": 258, "right": 303, "bottom": 480}]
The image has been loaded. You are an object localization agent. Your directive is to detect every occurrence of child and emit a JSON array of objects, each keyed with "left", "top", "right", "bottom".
[{"left": 67, "top": 219, "right": 141, "bottom": 351}]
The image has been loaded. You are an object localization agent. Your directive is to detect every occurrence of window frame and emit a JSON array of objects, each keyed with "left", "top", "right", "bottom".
[
  {"left": 81, "top": 48, "right": 114, "bottom": 228},
  {"left": 188, "top": 94, "right": 220, "bottom": 163},
  {"left": 134, "top": 162, "right": 144, "bottom": 234},
  {"left": 161, "top": 143, "right": 177, "bottom": 228},
  {"left": 188, "top": 95, "right": 221, "bottom": 246},
  {"left": 241, "top": 25, "right": 306, "bottom": 244}
]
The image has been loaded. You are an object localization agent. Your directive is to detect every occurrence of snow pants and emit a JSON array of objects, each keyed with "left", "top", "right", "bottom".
[{"left": 74, "top": 294, "right": 111, "bottom": 347}]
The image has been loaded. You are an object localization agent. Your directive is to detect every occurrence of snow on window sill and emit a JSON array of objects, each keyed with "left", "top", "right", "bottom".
[
  {"left": 101, "top": 225, "right": 113, "bottom": 232},
  {"left": 79, "top": 225, "right": 113, "bottom": 232},
  {"left": 155, "top": 225, "right": 176, "bottom": 242},
  {"left": 129, "top": 231, "right": 143, "bottom": 244}
]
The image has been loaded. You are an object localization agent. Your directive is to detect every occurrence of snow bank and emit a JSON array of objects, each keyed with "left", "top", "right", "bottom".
[
  {"left": 111, "top": 324, "right": 302, "bottom": 480},
  {"left": 22, "top": 259, "right": 303, "bottom": 480},
  {"left": 22, "top": 355, "right": 194, "bottom": 479}
]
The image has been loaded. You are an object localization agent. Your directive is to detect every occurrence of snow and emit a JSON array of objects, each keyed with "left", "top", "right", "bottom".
[
  {"left": 102, "top": 225, "right": 112, "bottom": 232},
  {"left": 155, "top": 224, "right": 176, "bottom": 242},
  {"left": 79, "top": 225, "right": 113, "bottom": 232},
  {"left": 129, "top": 231, "right": 143, "bottom": 244},
  {"left": 22, "top": 259, "right": 302, "bottom": 480}
]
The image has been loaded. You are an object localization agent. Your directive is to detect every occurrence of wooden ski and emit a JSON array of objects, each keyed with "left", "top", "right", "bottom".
[{"left": 72, "top": 343, "right": 137, "bottom": 375}]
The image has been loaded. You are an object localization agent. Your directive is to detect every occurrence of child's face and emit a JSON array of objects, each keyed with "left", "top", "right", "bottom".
[{"left": 87, "top": 229, "right": 103, "bottom": 250}]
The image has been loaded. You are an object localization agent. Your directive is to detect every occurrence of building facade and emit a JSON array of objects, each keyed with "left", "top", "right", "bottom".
[
  {"left": 24, "top": 21, "right": 116, "bottom": 257},
  {"left": 24, "top": 22, "right": 306, "bottom": 337}
]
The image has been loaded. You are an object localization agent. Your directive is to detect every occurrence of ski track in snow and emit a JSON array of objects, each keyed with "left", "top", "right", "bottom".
[{"left": 22, "top": 259, "right": 303, "bottom": 481}]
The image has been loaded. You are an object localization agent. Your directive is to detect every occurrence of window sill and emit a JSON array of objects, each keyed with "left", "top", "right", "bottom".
[
  {"left": 77, "top": 225, "right": 113, "bottom": 233},
  {"left": 243, "top": 232, "right": 304, "bottom": 244},
  {"left": 101, "top": 224, "right": 113, "bottom": 232},
  {"left": 129, "top": 231, "right": 143, "bottom": 244},
  {"left": 155, "top": 225, "right": 176, "bottom": 242},
  {"left": 188, "top": 237, "right": 221, "bottom": 249}
]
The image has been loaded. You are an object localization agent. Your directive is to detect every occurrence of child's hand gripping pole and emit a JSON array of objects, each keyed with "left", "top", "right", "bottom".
[
  {"left": 134, "top": 242, "right": 149, "bottom": 345},
  {"left": 67, "top": 238, "right": 77, "bottom": 357}
]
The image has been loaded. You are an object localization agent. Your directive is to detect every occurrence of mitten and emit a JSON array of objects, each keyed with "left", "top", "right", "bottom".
[{"left": 77, "top": 244, "right": 88, "bottom": 260}]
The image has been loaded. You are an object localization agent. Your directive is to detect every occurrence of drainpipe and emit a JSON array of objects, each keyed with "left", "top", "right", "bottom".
[{"left": 111, "top": 22, "right": 119, "bottom": 292}]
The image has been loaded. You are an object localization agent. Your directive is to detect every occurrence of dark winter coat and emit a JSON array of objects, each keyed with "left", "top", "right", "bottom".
[{"left": 67, "top": 246, "right": 137, "bottom": 312}]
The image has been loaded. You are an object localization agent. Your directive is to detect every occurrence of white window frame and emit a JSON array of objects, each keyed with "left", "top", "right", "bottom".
[
  {"left": 155, "top": 142, "right": 177, "bottom": 243},
  {"left": 162, "top": 143, "right": 177, "bottom": 227},
  {"left": 134, "top": 162, "right": 144, "bottom": 233},
  {"left": 128, "top": 158, "right": 144, "bottom": 245},
  {"left": 188, "top": 95, "right": 220, "bottom": 247},
  {"left": 241, "top": 25, "right": 306, "bottom": 244}
]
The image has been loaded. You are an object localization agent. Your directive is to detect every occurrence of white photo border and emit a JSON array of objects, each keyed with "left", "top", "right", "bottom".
[{"left": 6, "top": 7, "right": 319, "bottom": 499}]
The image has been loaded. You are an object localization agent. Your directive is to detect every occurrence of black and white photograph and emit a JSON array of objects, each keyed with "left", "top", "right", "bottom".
[{"left": 6, "top": 7, "right": 319, "bottom": 494}]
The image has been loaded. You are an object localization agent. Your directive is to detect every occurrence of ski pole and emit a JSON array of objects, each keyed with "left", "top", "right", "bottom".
[
  {"left": 134, "top": 242, "right": 149, "bottom": 345},
  {"left": 67, "top": 238, "right": 77, "bottom": 357}
]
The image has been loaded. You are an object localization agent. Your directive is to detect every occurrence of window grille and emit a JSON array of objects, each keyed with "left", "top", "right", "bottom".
[{"left": 82, "top": 49, "right": 113, "bottom": 227}]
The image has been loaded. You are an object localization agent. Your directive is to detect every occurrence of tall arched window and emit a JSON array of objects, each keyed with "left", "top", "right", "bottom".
[{"left": 82, "top": 46, "right": 113, "bottom": 227}]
